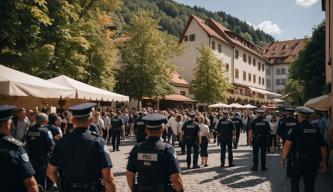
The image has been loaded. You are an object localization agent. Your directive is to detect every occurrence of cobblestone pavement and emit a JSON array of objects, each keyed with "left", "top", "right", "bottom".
[{"left": 108, "top": 133, "right": 333, "bottom": 192}]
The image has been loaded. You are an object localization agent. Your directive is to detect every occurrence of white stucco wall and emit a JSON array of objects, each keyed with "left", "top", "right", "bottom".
[{"left": 270, "top": 64, "right": 289, "bottom": 93}]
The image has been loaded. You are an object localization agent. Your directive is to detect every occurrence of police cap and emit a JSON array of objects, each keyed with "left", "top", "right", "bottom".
[
  {"left": 284, "top": 107, "right": 295, "bottom": 112},
  {"left": 255, "top": 109, "right": 265, "bottom": 113},
  {"left": 69, "top": 103, "right": 97, "bottom": 118},
  {"left": 296, "top": 106, "right": 314, "bottom": 115},
  {"left": 0, "top": 105, "right": 16, "bottom": 121},
  {"left": 188, "top": 111, "right": 196, "bottom": 117},
  {"left": 142, "top": 113, "right": 167, "bottom": 130}
]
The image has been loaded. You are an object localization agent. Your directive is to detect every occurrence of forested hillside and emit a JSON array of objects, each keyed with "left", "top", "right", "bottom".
[{"left": 113, "top": 0, "right": 275, "bottom": 46}]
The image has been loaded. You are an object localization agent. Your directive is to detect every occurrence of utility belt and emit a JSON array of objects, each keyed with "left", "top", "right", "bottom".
[
  {"left": 62, "top": 180, "right": 104, "bottom": 192},
  {"left": 134, "top": 184, "right": 174, "bottom": 192}
]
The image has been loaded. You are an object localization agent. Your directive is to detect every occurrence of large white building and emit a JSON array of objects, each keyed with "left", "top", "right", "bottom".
[
  {"left": 263, "top": 39, "right": 306, "bottom": 93},
  {"left": 175, "top": 15, "right": 277, "bottom": 104}
]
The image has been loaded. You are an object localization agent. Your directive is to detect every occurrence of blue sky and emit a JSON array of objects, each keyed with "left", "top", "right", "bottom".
[{"left": 174, "top": 0, "right": 324, "bottom": 41}]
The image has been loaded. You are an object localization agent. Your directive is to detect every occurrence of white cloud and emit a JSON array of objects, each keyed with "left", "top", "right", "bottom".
[
  {"left": 245, "top": 21, "right": 258, "bottom": 30},
  {"left": 257, "top": 21, "right": 282, "bottom": 36},
  {"left": 296, "top": 0, "right": 318, "bottom": 8}
]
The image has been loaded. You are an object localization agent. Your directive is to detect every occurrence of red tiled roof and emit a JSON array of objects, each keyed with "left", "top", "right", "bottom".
[
  {"left": 263, "top": 39, "right": 307, "bottom": 64},
  {"left": 171, "top": 72, "right": 189, "bottom": 87},
  {"left": 163, "top": 94, "right": 196, "bottom": 102}
]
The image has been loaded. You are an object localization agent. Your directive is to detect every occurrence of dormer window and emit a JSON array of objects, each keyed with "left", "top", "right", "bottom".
[{"left": 282, "top": 45, "right": 288, "bottom": 50}]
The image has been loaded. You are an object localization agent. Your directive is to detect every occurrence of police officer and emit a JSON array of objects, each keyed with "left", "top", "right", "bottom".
[
  {"left": 0, "top": 105, "right": 39, "bottom": 192},
  {"left": 25, "top": 113, "right": 55, "bottom": 190},
  {"left": 126, "top": 114, "right": 184, "bottom": 192},
  {"left": 48, "top": 113, "right": 63, "bottom": 142},
  {"left": 277, "top": 107, "right": 298, "bottom": 177},
  {"left": 281, "top": 106, "right": 327, "bottom": 192},
  {"left": 47, "top": 103, "right": 116, "bottom": 192},
  {"left": 180, "top": 112, "right": 201, "bottom": 169},
  {"left": 231, "top": 112, "right": 243, "bottom": 149},
  {"left": 249, "top": 109, "right": 271, "bottom": 171},
  {"left": 111, "top": 111, "right": 123, "bottom": 151},
  {"left": 216, "top": 111, "right": 236, "bottom": 167},
  {"left": 134, "top": 112, "right": 146, "bottom": 143}
]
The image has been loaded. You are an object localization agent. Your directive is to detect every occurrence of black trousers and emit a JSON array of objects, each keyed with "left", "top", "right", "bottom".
[
  {"left": 233, "top": 129, "right": 241, "bottom": 148},
  {"left": 200, "top": 137, "right": 208, "bottom": 157},
  {"left": 111, "top": 129, "right": 121, "bottom": 149},
  {"left": 220, "top": 139, "right": 233, "bottom": 165},
  {"left": 252, "top": 140, "right": 267, "bottom": 168},
  {"left": 291, "top": 156, "right": 319, "bottom": 192},
  {"left": 185, "top": 140, "right": 199, "bottom": 166},
  {"left": 30, "top": 157, "right": 47, "bottom": 191}
]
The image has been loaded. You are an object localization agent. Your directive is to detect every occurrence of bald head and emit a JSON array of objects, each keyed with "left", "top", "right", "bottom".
[{"left": 36, "top": 113, "right": 49, "bottom": 126}]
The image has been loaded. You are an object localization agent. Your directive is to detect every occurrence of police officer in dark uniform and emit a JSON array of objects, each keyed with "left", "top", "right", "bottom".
[
  {"left": 126, "top": 114, "right": 184, "bottom": 192},
  {"left": 48, "top": 113, "right": 62, "bottom": 142},
  {"left": 47, "top": 103, "right": 116, "bottom": 192},
  {"left": 249, "top": 109, "right": 271, "bottom": 171},
  {"left": 111, "top": 111, "right": 123, "bottom": 151},
  {"left": 216, "top": 111, "right": 236, "bottom": 167},
  {"left": 180, "top": 112, "right": 201, "bottom": 169},
  {"left": 231, "top": 112, "right": 243, "bottom": 149},
  {"left": 277, "top": 107, "right": 298, "bottom": 177},
  {"left": 0, "top": 105, "right": 39, "bottom": 192},
  {"left": 25, "top": 113, "right": 55, "bottom": 191},
  {"left": 134, "top": 112, "right": 146, "bottom": 143},
  {"left": 281, "top": 106, "right": 328, "bottom": 192}
]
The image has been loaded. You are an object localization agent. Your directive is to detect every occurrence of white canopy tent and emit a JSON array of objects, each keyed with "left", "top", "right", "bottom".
[
  {"left": 48, "top": 75, "right": 129, "bottom": 102},
  {"left": 229, "top": 103, "right": 245, "bottom": 108},
  {"left": 209, "top": 103, "right": 231, "bottom": 108},
  {"left": 0, "top": 65, "right": 75, "bottom": 98},
  {"left": 244, "top": 104, "right": 257, "bottom": 109},
  {"left": 304, "top": 94, "right": 331, "bottom": 111}
]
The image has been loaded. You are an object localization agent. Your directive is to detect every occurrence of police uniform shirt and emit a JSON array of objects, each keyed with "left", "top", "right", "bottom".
[
  {"left": 89, "top": 123, "right": 100, "bottom": 135},
  {"left": 48, "top": 124, "right": 61, "bottom": 138},
  {"left": 49, "top": 128, "right": 112, "bottom": 181},
  {"left": 25, "top": 124, "right": 55, "bottom": 156},
  {"left": 286, "top": 120, "right": 326, "bottom": 153},
  {"left": 231, "top": 117, "right": 242, "bottom": 132},
  {"left": 134, "top": 117, "right": 146, "bottom": 138},
  {"left": 127, "top": 137, "right": 181, "bottom": 185},
  {"left": 182, "top": 119, "right": 200, "bottom": 139},
  {"left": 277, "top": 117, "right": 298, "bottom": 140},
  {"left": 111, "top": 117, "right": 123, "bottom": 131},
  {"left": 250, "top": 116, "right": 271, "bottom": 137},
  {"left": 217, "top": 118, "right": 235, "bottom": 140},
  {"left": 0, "top": 133, "right": 35, "bottom": 191}
]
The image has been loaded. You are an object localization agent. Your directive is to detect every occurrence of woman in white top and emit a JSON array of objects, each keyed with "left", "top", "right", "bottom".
[
  {"left": 198, "top": 115, "right": 211, "bottom": 167},
  {"left": 270, "top": 115, "right": 278, "bottom": 153}
]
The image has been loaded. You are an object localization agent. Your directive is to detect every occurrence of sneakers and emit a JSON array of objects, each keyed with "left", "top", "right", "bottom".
[{"left": 251, "top": 167, "right": 258, "bottom": 171}]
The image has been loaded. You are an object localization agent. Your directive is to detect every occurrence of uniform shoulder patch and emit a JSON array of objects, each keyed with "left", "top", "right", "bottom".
[
  {"left": 91, "top": 131, "right": 100, "bottom": 137},
  {"left": 3, "top": 136, "right": 23, "bottom": 147},
  {"left": 104, "top": 145, "right": 110, "bottom": 154},
  {"left": 21, "top": 153, "right": 30, "bottom": 162},
  {"left": 47, "top": 131, "right": 53, "bottom": 139}
]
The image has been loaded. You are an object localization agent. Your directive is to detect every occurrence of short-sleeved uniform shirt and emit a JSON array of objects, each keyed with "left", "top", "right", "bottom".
[
  {"left": 182, "top": 119, "right": 200, "bottom": 142},
  {"left": 250, "top": 116, "right": 271, "bottom": 139},
  {"left": 277, "top": 116, "right": 298, "bottom": 141},
  {"left": 127, "top": 137, "right": 181, "bottom": 185},
  {"left": 134, "top": 117, "right": 146, "bottom": 142},
  {"left": 0, "top": 133, "right": 35, "bottom": 192},
  {"left": 217, "top": 118, "right": 235, "bottom": 140},
  {"left": 287, "top": 120, "right": 326, "bottom": 154},
  {"left": 49, "top": 128, "right": 112, "bottom": 181},
  {"left": 231, "top": 117, "right": 243, "bottom": 133}
]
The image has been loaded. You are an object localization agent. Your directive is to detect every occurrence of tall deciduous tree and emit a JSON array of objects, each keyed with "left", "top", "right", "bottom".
[
  {"left": 191, "top": 44, "right": 230, "bottom": 105},
  {"left": 117, "top": 10, "right": 181, "bottom": 106},
  {"left": 283, "top": 22, "right": 325, "bottom": 105}
]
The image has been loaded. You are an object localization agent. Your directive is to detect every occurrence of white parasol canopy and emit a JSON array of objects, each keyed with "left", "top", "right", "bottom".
[
  {"left": 209, "top": 103, "right": 231, "bottom": 108},
  {"left": 0, "top": 65, "right": 75, "bottom": 98},
  {"left": 244, "top": 104, "right": 257, "bottom": 109},
  {"left": 304, "top": 94, "right": 331, "bottom": 111},
  {"left": 229, "top": 103, "right": 245, "bottom": 108},
  {"left": 48, "top": 75, "right": 129, "bottom": 102}
]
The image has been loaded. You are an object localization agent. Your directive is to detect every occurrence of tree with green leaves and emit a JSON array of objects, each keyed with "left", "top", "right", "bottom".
[
  {"left": 283, "top": 22, "right": 325, "bottom": 105},
  {"left": 116, "top": 10, "right": 182, "bottom": 107},
  {"left": 191, "top": 44, "right": 231, "bottom": 105}
]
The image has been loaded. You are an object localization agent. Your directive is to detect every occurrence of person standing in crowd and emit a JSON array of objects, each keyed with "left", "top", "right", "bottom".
[
  {"left": 126, "top": 114, "right": 184, "bottom": 192},
  {"left": 231, "top": 112, "right": 243, "bottom": 149},
  {"left": 25, "top": 113, "right": 55, "bottom": 191},
  {"left": 102, "top": 112, "right": 111, "bottom": 141},
  {"left": 198, "top": 115, "right": 210, "bottom": 167},
  {"left": 12, "top": 108, "right": 30, "bottom": 142},
  {"left": 316, "top": 112, "right": 330, "bottom": 143},
  {"left": 0, "top": 105, "right": 39, "bottom": 192},
  {"left": 48, "top": 113, "right": 63, "bottom": 142},
  {"left": 180, "top": 112, "right": 201, "bottom": 169},
  {"left": 216, "top": 111, "right": 236, "bottom": 168},
  {"left": 134, "top": 112, "right": 146, "bottom": 143},
  {"left": 111, "top": 111, "right": 123, "bottom": 151},
  {"left": 128, "top": 111, "right": 135, "bottom": 137},
  {"left": 277, "top": 108, "right": 298, "bottom": 177},
  {"left": 93, "top": 112, "right": 105, "bottom": 136},
  {"left": 47, "top": 103, "right": 116, "bottom": 192},
  {"left": 281, "top": 106, "right": 327, "bottom": 192},
  {"left": 270, "top": 115, "right": 278, "bottom": 154},
  {"left": 167, "top": 112, "right": 182, "bottom": 146},
  {"left": 179, "top": 114, "right": 187, "bottom": 155},
  {"left": 249, "top": 109, "right": 271, "bottom": 171},
  {"left": 120, "top": 109, "right": 129, "bottom": 140},
  {"left": 27, "top": 109, "right": 37, "bottom": 128},
  {"left": 63, "top": 112, "right": 74, "bottom": 135}
]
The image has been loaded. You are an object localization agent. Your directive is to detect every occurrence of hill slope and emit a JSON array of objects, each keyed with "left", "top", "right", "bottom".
[{"left": 113, "top": 0, "right": 274, "bottom": 46}]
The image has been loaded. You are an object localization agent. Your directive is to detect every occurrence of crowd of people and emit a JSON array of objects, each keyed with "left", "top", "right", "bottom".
[{"left": 1, "top": 103, "right": 333, "bottom": 192}]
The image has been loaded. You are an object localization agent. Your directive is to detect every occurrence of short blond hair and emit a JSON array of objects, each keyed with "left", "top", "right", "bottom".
[{"left": 198, "top": 115, "right": 205, "bottom": 124}]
